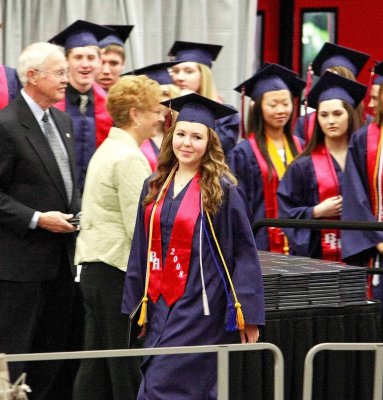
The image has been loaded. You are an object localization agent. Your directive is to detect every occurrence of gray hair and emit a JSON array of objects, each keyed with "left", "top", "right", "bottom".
[{"left": 17, "top": 42, "right": 65, "bottom": 86}]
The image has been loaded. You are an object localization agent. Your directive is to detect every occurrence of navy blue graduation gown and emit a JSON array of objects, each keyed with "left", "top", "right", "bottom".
[
  {"left": 227, "top": 140, "right": 272, "bottom": 250},
  {"left": 277, "top": 154, "right": 343, "bottom": 258},
  {"left": 122, "top": 177, "right": 265, "bottom": 400},
  {"left": 341, "top": 125, "right": 383, "bottom": 261},
  {"left": 215, "top": 105, "right": 240, "bottom": 157}
]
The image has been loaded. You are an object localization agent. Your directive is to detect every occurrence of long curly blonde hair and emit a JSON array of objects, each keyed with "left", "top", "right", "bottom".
[{"left": 143, "top": 123, "right": 237, "bottom": 214}]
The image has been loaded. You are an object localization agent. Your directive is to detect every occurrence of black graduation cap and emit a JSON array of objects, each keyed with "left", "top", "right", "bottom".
[
  {"left": 234, "top": 63, "right": 305, "bottom": 100},
  {"left": 311, "top": 42, "right": 370, "bottom": 77},
  {"left": 161, "top": 93, "right": 237, "bottom": 129},
  {"left": 123, "top": 62, "right": 180, "bottom": 85},
  {"left": 168, "top": 41, "right": 222, "bottom": 68},
  {"left": 374, "top": 61, "right": 383, "bottom": 85},
  {"left": 48, "top": 20, "right": 115, "bottom": 50},
  {"left": 99, "top": 25, "right": 134, "bottom": 48},
  {"left": 307, "top": 71, "right": 367, "bottom": 109}
]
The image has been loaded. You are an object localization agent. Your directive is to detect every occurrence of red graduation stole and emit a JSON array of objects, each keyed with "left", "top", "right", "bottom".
[
  {"left": 248, "top": 133, "right": 301, "bottom": 253},
  {"left": 0, "top": 65, "right": 9, "bottom": 110},
  {"left": 141, "top": 139, "right": 157, "bottom": 172},
  {"left": 311, "top": 143, "right": 342, "bottom": 262},
  {"left": 367, "top": 123, "right": 383, "bottom": 218},
  {"left": 144, "top": 174, "right": 201, "bottom": 306}
]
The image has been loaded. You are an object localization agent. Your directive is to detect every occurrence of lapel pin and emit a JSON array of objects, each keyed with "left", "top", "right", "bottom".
[{"left": 65, "top": 133, "right": 71, "bottom": 138}]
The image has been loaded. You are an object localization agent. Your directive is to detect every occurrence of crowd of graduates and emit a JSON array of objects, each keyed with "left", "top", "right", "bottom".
[{"left": 1, "top": 18, "right": 383, "bottom": 400}]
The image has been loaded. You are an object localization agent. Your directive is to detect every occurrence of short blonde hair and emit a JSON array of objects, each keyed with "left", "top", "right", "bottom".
[{"left": 107, "top": 75, "right": 162, "bottom": 127}]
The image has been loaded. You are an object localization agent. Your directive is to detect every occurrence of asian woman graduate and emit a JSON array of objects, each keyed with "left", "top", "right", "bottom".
[
  {"left": 227, "top": 63, "right": 305, "bottom": 254},
  {"left": 122, "top": 93, "right": 265, "bottom": 400},
  {"left": 169, "top": 40, "right": 240, "bottom": 157},
  {"left": 341, "top": 62, "right": 383, "bottom": 303},
  {"left": 277, "top": 71, "right": 367, "bottom": 260}
]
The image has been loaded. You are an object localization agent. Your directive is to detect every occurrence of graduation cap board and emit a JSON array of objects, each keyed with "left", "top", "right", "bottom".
[
  {"left": 161, "top": 92, "right": 237, "bottom": 129},
  {"left": 48, "top": 20, "right": 115, "bottom": 50},
  {"left": 307, "top": 71, "right": 367, "bottom": 109},
  {"left": 234, "top": 63, "right": 306, "bottom": 100},
  {"left": 168, "top": 41, "right": 222, "bottom": 68},
  {"left": 123, "top": 61, "right": 180, "bottom": 85},
  {"left": 99, "top": 25, "right": 134, "bottom": 48},
  {"left": 311, "top": 42, "right": 370, "bottom": 77}
]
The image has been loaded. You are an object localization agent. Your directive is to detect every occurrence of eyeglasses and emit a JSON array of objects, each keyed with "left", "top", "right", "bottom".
[{"left": 34, "top": 69, "right": 69, "bottom": 78}]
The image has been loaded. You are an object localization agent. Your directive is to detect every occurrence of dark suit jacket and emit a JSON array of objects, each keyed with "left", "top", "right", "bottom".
[{"left": 0, "top": 94, "right": 80, "bottom": 281}]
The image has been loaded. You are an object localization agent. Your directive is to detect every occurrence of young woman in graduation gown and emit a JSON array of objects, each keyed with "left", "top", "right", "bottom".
[
  {"left": 169, "top": 40, "right": 240, "bottom": 157},
  {"left": 295, "top": 42, "right": 370, "bottom": 145},
  {"left": 278, "top": 72, "right": 367, "bottom": 260},
  {"left": 341, "top": 73, "right": 383, "bottom": 301},
  {"left": 228, "top": 63, "right": 305, "bottom": 253},
  {"left": 122, "top": 93, "right": 265, "bottom": 400}
]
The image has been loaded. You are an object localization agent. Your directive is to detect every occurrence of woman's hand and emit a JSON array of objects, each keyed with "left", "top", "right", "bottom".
[
  {"left": 313, "top": 195, "right": 342, "bottom": 219},
  {"left": 240, "top": 324, "right": 260, "bottom": 344}
]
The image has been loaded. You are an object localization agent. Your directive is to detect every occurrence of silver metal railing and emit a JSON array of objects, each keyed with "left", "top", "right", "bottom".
[
  {"left": 303, "top": 342, "right": 383, "bottom": 400},
  {"left": 5, "top": 342, "right": 284, "bottom": 400}
]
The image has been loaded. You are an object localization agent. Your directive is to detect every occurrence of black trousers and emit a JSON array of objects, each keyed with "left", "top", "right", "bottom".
[
  {"left": 73, "top": 262, "right": 141, "bottom": 400},
  {"left": 0, "top": 263, "right": 75, "bottom": 400}
]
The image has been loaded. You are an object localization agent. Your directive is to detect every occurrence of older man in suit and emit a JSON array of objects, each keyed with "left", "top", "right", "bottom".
[{"left": 0, "top": 42, "right": 80, "bottom": 400}]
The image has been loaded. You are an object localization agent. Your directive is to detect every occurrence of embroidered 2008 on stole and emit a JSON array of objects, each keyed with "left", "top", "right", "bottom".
[{"left": 144, "top": 175, "right": 201, "bottom": 306}]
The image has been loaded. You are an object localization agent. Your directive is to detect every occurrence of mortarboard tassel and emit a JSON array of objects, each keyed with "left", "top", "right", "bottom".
[
  {"left": 137, "top": 296, "right": 148, "bottom": 326},
  {"left": 303, "top": 64, "right": 313, "bottom": 143},
  {"left": 240, "top": 86, "right": 246, "bottom": 139},
  {"left": 165, "top": 103, "right": 173, "bottom": 132},
  {"left": 364, "top": 62, "right": 376, "bottom": 121}
]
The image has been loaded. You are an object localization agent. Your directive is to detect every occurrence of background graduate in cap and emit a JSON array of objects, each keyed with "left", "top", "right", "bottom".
[
  {"left": 295, "top": 42, "right": 370, "bottom": 144},
  {"left": 278, "top": 71, "right": 367, "bottom": 260},
  {"left": 228, "top": 63, "right": 305, "bottom": 254},
  {"left": 169, "top": 40, "right": 240, "bottom": 157},
  {"left": 124, "top": 61, "right": 181, "bottom": 171},
  {"left": 122, "top": 93, "right": 265, "bottom": 400},
  {"left": 367, "top": 61, "right": 383, "bottom": 116},
  {"left": 49, "top": 20, "right": 114, "bottom": 193},
  {"left": 96, "top": 24, "right": 134, "bottom": 92},
  {"left": 341, "top": 59, "right": 383, "bottom": 307}
]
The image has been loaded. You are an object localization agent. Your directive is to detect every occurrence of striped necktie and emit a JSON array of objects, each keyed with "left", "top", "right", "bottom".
[{"left": 42, "top": 111, "right": 73, "bottom": 203}]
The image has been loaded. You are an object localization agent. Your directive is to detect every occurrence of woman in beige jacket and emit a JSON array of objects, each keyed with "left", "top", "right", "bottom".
[{"left": 73, "top": 75, "right": 164, "bottom": 400}]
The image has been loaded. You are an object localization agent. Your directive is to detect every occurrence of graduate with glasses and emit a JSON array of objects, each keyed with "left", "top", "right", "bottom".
[{"left": 122, "top": 93, "right": 264, "bottom": 400}]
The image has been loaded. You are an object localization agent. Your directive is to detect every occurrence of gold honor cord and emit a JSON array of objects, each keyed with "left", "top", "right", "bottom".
[
  {"left": 138, "top": 166, "right": 178, "bottom": 326},
  {"left": 372, "top": 128, "right": 383, "bottom": 217},
  {"left": 205, "top": 212, "right": 245, "bottom": 330}
]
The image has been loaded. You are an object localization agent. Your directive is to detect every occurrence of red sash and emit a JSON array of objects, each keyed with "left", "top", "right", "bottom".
[
  {"left": 248, "top": 133, "right": 300, "bottom": 253},
  {"left": 367, "top": 123, "right": 382, "bottom": 218},
  {"left": 144, "top": 174, "right": 201, "bottom": 306},
  {"left": 141, "top": 139, "right": 157, "bottom": 172},
  {"left": 54, "top": 83, "right": 112, "bottom": 148},
  {"left": 311, "top": 143, "right": 342, "bottom": 261},
  {"left": 0, "top": 65, "right": 9, "bottom": 110}
]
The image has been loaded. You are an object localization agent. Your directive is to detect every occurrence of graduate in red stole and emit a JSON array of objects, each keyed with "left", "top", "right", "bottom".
[
  {"left": 341, "top": 66, "right": 383, "bottom": 302},
  {"left": 228, "top": 63, "right": 305, "bottom": 253},
  {"left": 278, "top": 72, "right": 367, "bottom": 260},
  {"left": 122, "top": 93, "right": 265, "bottom": 400}
]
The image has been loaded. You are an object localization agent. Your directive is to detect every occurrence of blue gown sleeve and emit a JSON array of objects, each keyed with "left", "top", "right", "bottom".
[
  {"left": 277, "top": 157, "right": 320, "bottom": 257},
  {"left": 341, "top": 127, "right": 383, "bottom": 259},
  {"left": 212, "top": 181, "right": 265, "bottom": 326},
  {"left": 294, "top": 115, "right": 305, "bottom": 142},
  {"left": 227, "top": 141, "right": 269, "bottom": 250},
  {"left": 122, "top": 180, "right": 150, "bottom": 315}
]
